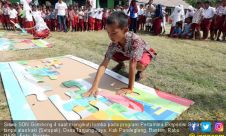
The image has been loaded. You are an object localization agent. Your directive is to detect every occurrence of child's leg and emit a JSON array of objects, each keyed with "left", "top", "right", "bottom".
[{"left": 111, "top": 52, "right": 130, "bottom": 72}]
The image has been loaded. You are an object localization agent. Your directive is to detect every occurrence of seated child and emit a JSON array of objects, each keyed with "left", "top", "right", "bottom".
[
  {"left": 83, "top": 11, "right": 156, "bottom": 97},
  {"left": 171, "top": 22, "right": 182, "bottom": 38},
  {"left": 181, "top": 17, "right": 193, "bottom": 39}
]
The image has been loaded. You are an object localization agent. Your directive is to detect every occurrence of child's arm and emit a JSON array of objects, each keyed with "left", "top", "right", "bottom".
[
  {"left": 83, "top": 58, "right": 110, "bottom": 97},
  {"left": 117, "top": 60, "right": 136, "bottom": 95}
]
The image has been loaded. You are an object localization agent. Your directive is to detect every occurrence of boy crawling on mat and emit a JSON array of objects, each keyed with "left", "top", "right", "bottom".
[{"left": 83, "top": 11, "right": 156, "bottom": 97}]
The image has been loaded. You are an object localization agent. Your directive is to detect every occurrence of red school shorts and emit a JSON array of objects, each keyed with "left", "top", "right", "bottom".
[{"left": 112, "top": 48, "right": 155, "bottom": 67}]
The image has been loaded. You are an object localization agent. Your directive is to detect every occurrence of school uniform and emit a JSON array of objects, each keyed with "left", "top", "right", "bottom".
[
  {"left": 25, "top": 11, "right": 34, "bottom": 34},
  {"left": 102, "top": 11, "right": 109, "bottom": 29},
  {"left": 170, "top": 6, "right": 184, "bottom": 35},
  {"left": 50, "top": 11, "right": 56, "bottom": 31},
  {"left": 138, "top": 8, "right": 145, "bottom": 29},
  {"left": 88, "top": 10, "right": 95, "bottom": 31},
  {"left": 105, "top": 32, "right": 156, "bottom": 67},
  {"left": 202, "top": 6, "right": 216, "bottom": 39},
  {"left": 9, "top": 8, "right": 18, "bottom": 24},
  {"left": 2, "top": 6, "right": 10, "bottom": 28},
  {"left": 215, "top": 6, "right": 225, "bottom": 31},
  {"left": 69, "top": 9, "right": 75, "bottom": 29},
  {"left": 32, "top": 13, "right": 50, "bottom": 39},
  {"left": 78, "top": 11, "right": 84, "bottom": 31},
  {"left": 192, "top": 8, "right": 204, "bottom": 32},
  {"left": 74, "top": 14, "right": 79, "bottom": 31},
  {"left": 95, "top": 10, "right": 103, "bottom": 31}
]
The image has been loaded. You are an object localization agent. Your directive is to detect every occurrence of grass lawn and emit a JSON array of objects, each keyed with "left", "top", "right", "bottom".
[{"left": 0, "top": 30, "right": 226, "bottom": 121}]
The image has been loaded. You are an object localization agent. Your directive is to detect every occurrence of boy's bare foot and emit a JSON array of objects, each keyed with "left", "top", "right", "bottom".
[{"left": 112, "top": 62, "right": 126, "bottom": 72}]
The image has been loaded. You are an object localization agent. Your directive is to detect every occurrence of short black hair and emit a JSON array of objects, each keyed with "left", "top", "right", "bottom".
[
  {"left": 205, "top": 1, "right": 210, "bottom": 4},
  {"left": 106, "top": 11, "right": 128, "bottom": 28}
]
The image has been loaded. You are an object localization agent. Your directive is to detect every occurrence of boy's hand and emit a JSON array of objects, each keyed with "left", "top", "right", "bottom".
[
  {"left": 116, "top": 87, "right": 133, "bottom": 95},
  {"left": 83, "top": 87, "right": 98, "bottom": 97}
]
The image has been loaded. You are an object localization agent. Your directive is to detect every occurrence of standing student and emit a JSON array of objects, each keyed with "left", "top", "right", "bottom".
[
  {"left": 161, "top": 5, "right": 167, "bottom": 34},
  {"left": 128, "top": 0, "right": 138, "bottom": 33},
  {"left": 102, "top": 8, "right": 109, "bottom": 30},
  {"left": 222, "top": 2, "right": 226, "bottom": 41},
  {"left": 9, "top": 4, "right": 18, "bottom": 31},
  {"left": 78, "top": 8, "right": 84, "bottom": 31},
  {"left": 192, "top": 2, "right": 204, "bottom": 40},
  {"left": 55, "top": 0, "right": 68, "bottom": 32},
  {"left": 96, "top": 9, "right": 103, "bottom": 31},
  {"left": 215, "top": 1, "right": 225, "bottom": 41},
  {"left": 49, "top": 7, "right": 56, "bottom": 31},
  {"left": 45, "top": 9, "right": 51, "bottom": 31},
  {"left": 68, "top": 5, "right": 75, "bottom": 32},
  {"left": 153, "top": 4, "right": 163, "bottom": 35},
  {"left": 74, "top": 10, "right": 79, "bottom": 31},
  {"left": 88, "top": 8, "right": 95, "bottom": 31},
  {"left": 202, "top": 1, "right": 216, "bottom": 40},
  {"left": 83, "top": 11, "right": 156, "bottom": 97},
  {"left": 84, "top": 8, "right": 89, "bottom": 31},
  {"left": 2, "top": 3, "right": 10, "bottom": 30},
  {"left": 138, "top": 4, "right": 145, "bottom": 31}
]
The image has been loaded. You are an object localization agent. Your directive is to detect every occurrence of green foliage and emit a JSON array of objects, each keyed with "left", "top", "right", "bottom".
[{"left": 185, "top": 0, "right": 218, "bottom": 7}]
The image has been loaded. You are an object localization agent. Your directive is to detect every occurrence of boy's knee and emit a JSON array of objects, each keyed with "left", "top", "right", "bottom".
[{"left": 136, "top": 62, "right": 146, "bottom": 71}]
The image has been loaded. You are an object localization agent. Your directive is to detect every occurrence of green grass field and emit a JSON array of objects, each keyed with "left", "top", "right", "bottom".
[{"left": 0, "top": 30, "right": 225, "bottom": 120}]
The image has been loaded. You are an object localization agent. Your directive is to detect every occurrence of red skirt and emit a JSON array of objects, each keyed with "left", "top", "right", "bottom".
[
  {"left": 192, "top": 23, "right": 201, "bottom": 31},
  {"left": 24, "top": 21, "right": 35, "bottom": 34},
  {"left": 138, "top": 15, "right": 146, "bottom": 24},
  {"left": 79, "top": 19, "right": 84, "bottom": 30},
  {"left": 153, "top": 18, "right": 162, "bottom": 35},
  {"left": 33, "top": 29, "right": 50, "bottom": 39}
]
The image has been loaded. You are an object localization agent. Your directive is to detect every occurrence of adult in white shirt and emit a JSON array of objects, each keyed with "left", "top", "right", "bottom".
[
  {"left": 55, "top": 0, "right": 68, "bottom": 32},
  {"left": 170, "top": 5, "right": 183, "bottom": 35},
  {"left": 185, "top": 6, "right": 195, "bottom": 19},
  {"left": 202, "top": 1, "right": 216, "bottom": 39}
]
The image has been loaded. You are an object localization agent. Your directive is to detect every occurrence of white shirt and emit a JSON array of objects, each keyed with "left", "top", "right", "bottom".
[
  {"left": 185, "top": 10, "right": 195, "bottom": 18},
  {"left": 9, "top": 9, "right": 18, "bottom": 19},
  {"left": 25, "top": 10, "right": 32, "bottom": 21},
  {"left": 96, "top": 11, "right": 103, "bottom": 20},
  {"left": 171, "top": 6, "right": 184, "bottom": 26},
  {"left": 20, "top": 0, "right": 31, "bottom": 11},
  {"left": 55, "top": 2, "right": 67, "bottom": 16},
  {"left": 32, "top": 11, "right": 48, "bottom": 31},
  {"left": 203, "top": 6, "right": 216, "bottom": 19},
  {"left": 138, "top": 9, "right": 144, "bottom": 16},
  {"left": 216, "top": 6, "right": 225, "bottom": 16},
  {"left": 78, "top": 11, "right": 84, "bottom": 19}
]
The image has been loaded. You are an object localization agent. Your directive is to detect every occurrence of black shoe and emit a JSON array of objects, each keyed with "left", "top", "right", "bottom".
[{"left": 135, "top": 71, "right": 142, "bottom": 81}]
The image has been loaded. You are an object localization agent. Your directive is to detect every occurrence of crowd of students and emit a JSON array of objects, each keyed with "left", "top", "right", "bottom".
[{"left": 0, "top": 0, "right": 225, "bottom": 41}]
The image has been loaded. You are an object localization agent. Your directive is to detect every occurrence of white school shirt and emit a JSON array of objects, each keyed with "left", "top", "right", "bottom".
[
  {"left": 55, "top": 2, "right": 67, "bottom": 16},
  {"left": 78, "top": 11, "right": 84, "bottom": 19},
  {"left": 3, "top": 7, "right": 10, "bottom": 15},
  {"left": 25, "top": 10, "right": 33, "bottom": 21},
  {"left": 96, "top": 11, "right": 103, "bottom": 20},
  {"left": 138, "top": 9, "right": 144, "bottom": 16},
  {"left": 20, "top": 0, "right": 31, "bottom": 11},
  {"left": 216, "top": 6, "right": 225, "bottom": 16},
  {"left": 185, "top": 10, "right": 195, "bottom": 18},
  {"left": 203, "top": 6, "right": 216, "bottom": 19},
  {"left": 33, "top": 12, "right": 48, "bottom": 31},
  {"left": 192, "top": 8, "right": 204, "bottom": 24},
  {"left": 9, "top": 9, "right": 18, "bottom": 19}
]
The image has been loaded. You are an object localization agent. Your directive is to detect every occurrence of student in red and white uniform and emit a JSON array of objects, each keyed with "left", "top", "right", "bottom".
[
  {"left": 102, "top": 8, "right": 109, "bottom": 30},
  {"left": 9, "top": 4, "right": 18, "bottom": 31},
  {"left": 78, "top": 8, "right": 85, "bottom": 31},
  {"left": 192, "top": 2, "right": 204, "bottom": 40},
  {"left": 201, "top": 1, "right": 216, "bottom": 40},
  {"left": 84, "top": 8, "right": 89, "bottom": 31},
  {"left": 88, "top": 8, "right": 95, "bottom": 31},
  {"left": 138, "top": 4, "right": 145, "bottom": 31},
  {"left": 222, "top": 2, "right": 226, "bottom": 42},
  {"left": 2, "top": 3, "right": 10, "bottom": 30},
  {"left": 214, "top": 1, "right": 225, "bottom": 41},
  {"left": 95, "top": 8, "right": 103, "bottom": 31}
]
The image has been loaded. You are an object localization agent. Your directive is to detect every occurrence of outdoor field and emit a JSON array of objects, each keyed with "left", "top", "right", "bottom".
[{"left": 0, "top": 30, "right": 225, "bottom": 121}]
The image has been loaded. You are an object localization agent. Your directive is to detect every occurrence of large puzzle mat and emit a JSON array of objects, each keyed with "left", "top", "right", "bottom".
[
  {"left": 0, "top": 55, "right": 194, "bottom": 135},
  {"left": 0, "top": 31, "right": 52, "bottom": 51}
]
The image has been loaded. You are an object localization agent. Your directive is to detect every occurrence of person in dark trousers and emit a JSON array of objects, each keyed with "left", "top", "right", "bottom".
[
  {"left": 128, "top": 0, "right": 138, "bottom": 33},
  {"left": 55, "top": 0, "right": 68, "bottom": 32}
]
